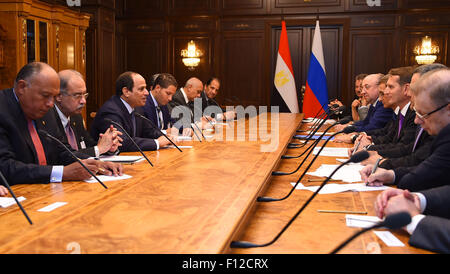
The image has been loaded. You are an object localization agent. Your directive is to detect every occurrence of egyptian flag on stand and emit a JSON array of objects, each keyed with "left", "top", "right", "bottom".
[
  {"left": 303, "top": 20, "right": 329, "bottom": 118},
  {"left": 274, "top": 21, "right": 299, "bottom": 113}
]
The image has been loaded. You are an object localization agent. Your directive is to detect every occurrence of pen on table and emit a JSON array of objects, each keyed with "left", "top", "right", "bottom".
[
  {"left": 352, "top": 138, "right": 361, "bottom": 156},
  {"left": 367, "top": 157, "right": 382, "bottom": 186},
  {"left": 317, "top": 210, "right": 368, "bottom": 215}
]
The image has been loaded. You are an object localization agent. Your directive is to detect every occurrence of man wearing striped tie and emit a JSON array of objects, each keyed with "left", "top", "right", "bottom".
[{"left": 0, "top": 62, "right": 122, "bottom": 186}]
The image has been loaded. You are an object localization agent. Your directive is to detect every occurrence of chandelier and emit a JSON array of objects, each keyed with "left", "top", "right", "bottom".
[
  {"left": 181, "top": 40, "right": 202, "bottom": 71},
  {"left": 414, "top": 36, "right": 439, "bottom": 65}
]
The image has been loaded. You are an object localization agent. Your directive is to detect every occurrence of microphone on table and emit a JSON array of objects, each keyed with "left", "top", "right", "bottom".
[
  {"left": 330, "top": 212, "right": 412, "bottom": 254},
  {"left": 261, "top": 126, "right": 353, "bottom": 203},
  {"left": 171, "top": 102, "right": 205, "bottom": 141},
  {"left": 133, "top": 112, "right": 182, "bottom": 152},
  {"left": 230, "top": 151, "right": 370, "bottom": 249},
  {"left": 292, "top": 106, "right": 346, "bottom": 151},
  {"left": 38, "top": 129, "right": 108, "bottom": 189},
  {"left": 299, "top": 106, "right": 345, "bottom": 140},
  {"left": 281, "top": 116, "right": 351, "bottom": 162},
  {"left": 0, "top": 171, "right": 33, "bottom": 225},
  {"left": 104, "top": 118, "right": 154, "bottom": 167}
]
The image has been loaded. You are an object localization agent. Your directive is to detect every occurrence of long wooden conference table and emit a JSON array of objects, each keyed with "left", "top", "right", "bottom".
[{"left": 0, "top": 113, "right": 430, "bottom": 254}]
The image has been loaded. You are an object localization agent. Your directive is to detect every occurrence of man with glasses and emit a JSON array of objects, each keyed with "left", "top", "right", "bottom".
[
  {"left": 42, "top": 69, "right": 123, "bottom": 158},
  {"left": 360, "top": 68, "right": 450, "bottom": 192},
  {"left": 0, "top": 62, "right": 122, "bottom": 185},
  {"left": 334, "top": 73, "right": 394, "bottom": 142}
]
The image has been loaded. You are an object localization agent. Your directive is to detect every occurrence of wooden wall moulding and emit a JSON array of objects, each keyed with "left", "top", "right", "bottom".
[
  {"left": 168, "top": 0, "right": 218, "bottom": 15},
  {"left": 401, "top": 0, "right": 450, "bottom": 10},
  {"left": 123, "top": 21, "right": 165, "bottom": 33},
  {"left": 270, "top": 0, "right": 345, "bottom": 14},
  {"left": 349, "top": 0, "right": 397, "bottom": 11},
  {"left": 350, "top": 14, "right": 397, "bottom": 29},
  {"left": 221, "top": 19, "right": 265, "bottom": 32},
  {"left": 220, "top": 0, "right": 267, "bottom": 15},
  {"left": 171, "top": 18, "right": 217, "bottom": 33},
  {"left": 403, "top": 13, "right": 450, "bottom": 28}
]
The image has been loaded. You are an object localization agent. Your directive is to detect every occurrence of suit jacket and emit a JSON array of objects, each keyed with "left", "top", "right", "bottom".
[
  {"left": 0, "top": 89, "right": 78, "bottom": 185},
  {"left": 168, "top": 89, "right": 199, "bottom": 129},
  {"left": 352, "top": 99, "right": 394, "bottom": 132},
  {"left": 393, "top": 123, "right": 450, "bottom": 191},
  {"left": 200, "top": 91, "right": 223, "bottom": 118},
  {"left": 90, "top": 95, "right": 162, "bottom": 152},
  {"left": 409, "top": 185, "right": 450, "bottom": 253},
  {"left": 367, "top": 106, "right": 417, "bottom": 154},
  {"left": 41, "top": 107, "right": 97, "bottom": 157},
  {"left": 379, "top": 126, "right": 433, "bottom": 169},
  {"left": 143, "top": 94, "right": 173, "bottom": 130}
]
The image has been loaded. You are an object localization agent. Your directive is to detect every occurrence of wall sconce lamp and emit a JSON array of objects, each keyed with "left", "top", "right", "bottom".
[
  {"left": 414, "top": 36, "right": 439, "bottom": 65},
  {"left": 181, "top": 40, "right": 202, "bottom": 71}
]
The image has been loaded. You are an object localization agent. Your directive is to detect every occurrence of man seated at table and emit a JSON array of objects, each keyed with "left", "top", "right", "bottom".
[
  {"left": 0, "top": 62, "right": 122, "bottom": 185},
  {"left": 91, "top": 71, "right": 177, "bottom": 152},
  {"left": 41, "top": 69, "right": 123, "bottom": 158},
  {"left": 353, "top": 64, "right": 447, "bottom": 168},
  {"left": 168, "top": 77, "right": 214, "bottom": 130},
  {"left": 334, "top": 73, "right": 394, "bottom": 142},
  {"left": 349, "top": 66, "right": 416, "bottom": 164},
  {"left": 200, "top": 77, "right": 236, "bottom": 121},
  {"left": 143, "top": 73, "right": 192, "bottom": 137},
  {"left": 360, "top": 68, "right": 450, "bottom": 192},
  {"left": 374, "top": 186, "right": 450, "bottom": 253}
]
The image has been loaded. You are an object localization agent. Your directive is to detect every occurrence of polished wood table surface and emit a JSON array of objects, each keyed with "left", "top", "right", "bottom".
[
  {"left": 231, "top": 119, "right": 432, "bottom": 254},
  {"left": 0, "top": 113, "right": 302, "bottom": 254},
  {"left": 0, "top": 113, "right": 430, "bottom": 254}
]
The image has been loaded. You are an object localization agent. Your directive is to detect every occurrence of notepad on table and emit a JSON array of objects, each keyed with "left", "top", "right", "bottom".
[{"left": 0, "top": 196, "right": 26, "bottom": 208}]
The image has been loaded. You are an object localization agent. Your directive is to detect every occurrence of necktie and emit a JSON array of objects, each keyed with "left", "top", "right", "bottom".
[
  {"left": 156, "top": 106, "right": 164, "bottom": 130},
  {"left": 27, "top": 119, "right": 47, "bottom": 165},
  {"left": 412, "top": 127, "right": 424, "bottom": 152},
  {"left": 131, "top": 111, "right": 136, "bottom": 137},
  {"left": 397, "top": 113, "right": 404, "bottom": 139},
  {"left": 65, "top": 122, "right": 78, "bottom": 151}
]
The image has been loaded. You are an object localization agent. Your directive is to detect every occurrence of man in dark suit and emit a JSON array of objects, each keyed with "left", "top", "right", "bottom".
[
  {"left": 168, "top": 77, "right": 213, "bottom": 131},
  {"left": 0, "top": 62, "right": 122, "bottom": 186},
  {"left": 351, "top": 66, "right": 417, "bottom": 165},
  {"left": 91, "top": 71, "right": 176, "bottom": 152},
  {"left": 143, "top": 73, "right": 192, "bottom": 137},
  {"left": 200, "top": 77, "right": 236, "bottom": 121},
  {"left": 360, "top": 68, "right": 450, "bottom": 192},
  {"left": 42, "top": 69, "right": 122, "bottom": 158},
  {"left": 334, "top": 73, "right": 394, "bottom": 142},
  {"left": 374, "top": 186, "right": 450, "bottom": 253}
]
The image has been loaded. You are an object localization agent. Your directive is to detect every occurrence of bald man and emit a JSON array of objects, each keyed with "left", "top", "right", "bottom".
[
  {"left": 0, "top": 62, "right": 122, "bottom": 186},
  {"left": 168, "top": 77, "right": 214, "bottom": 130}
]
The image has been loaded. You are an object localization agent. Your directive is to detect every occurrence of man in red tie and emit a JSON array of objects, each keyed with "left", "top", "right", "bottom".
[{"left": 0, "top": 62, "right": 122, "bottom": 185}]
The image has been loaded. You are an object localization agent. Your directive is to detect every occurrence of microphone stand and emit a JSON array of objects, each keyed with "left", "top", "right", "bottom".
[
  {"left": 0, "top": 171, "right": 33, "bottom": 225},
  {"left": 231, "top": 151, "right": 369, "bottom": 248},
  {"left": 104, "top": 119, "right": 154, "bottom": 167},
  {"left": 39, "top": 130, "right": 108, "bottom": 189},
  {"left": 134, "top": 112, "right": 182, "bottom": 152}
]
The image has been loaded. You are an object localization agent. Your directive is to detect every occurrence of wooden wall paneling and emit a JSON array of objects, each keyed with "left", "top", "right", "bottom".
[
  {"left": 221, "top": 31, "right": 265, "bottom": 106},
  {"left": 168, "top": 0, "right": 218, "bottom": 16},
  {"left": 122, "top": 0, "right": 164, "bottom": 18},
  {"left": 270, "top": 0, "right": 345, "bottom": 14},
  {"left": 220, "top": 0, "right": 267, "bottom": 15},
  {"left": 401, "top": 0, "right": 450, "bottom": 9},
  {"left": 348, "top": 0, "right": 397, "bottom": 11},
  {"left": 349, "top": 30, "right": 395, "bottom": 90},
  {"left": 0, "top": 12, "right": 21, "bottom": 89}
]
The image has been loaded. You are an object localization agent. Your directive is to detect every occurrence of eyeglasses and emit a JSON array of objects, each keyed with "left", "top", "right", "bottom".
[
  {"left": 414, "top": 102, "right": 449, "bottom": 120},
  {"left": 64, "top": 92, "right": 89, "bottom": 100}
]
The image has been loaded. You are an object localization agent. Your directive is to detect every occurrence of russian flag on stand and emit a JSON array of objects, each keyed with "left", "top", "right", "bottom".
[
  {"left": 274, "top": 21, "right": 299, "bottom": 113},
  {"left": 303, "top": 20, "right": 329, "bottom": 118}
]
